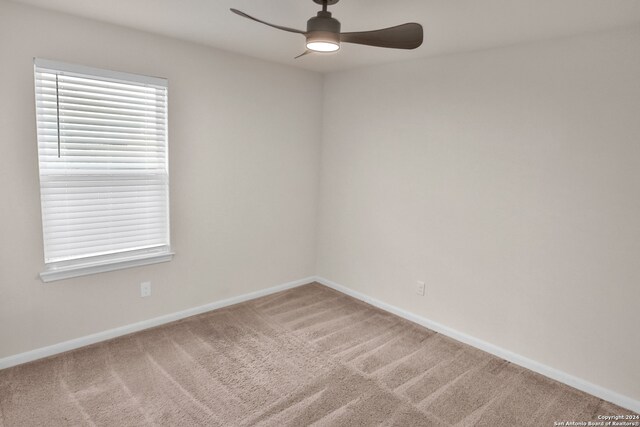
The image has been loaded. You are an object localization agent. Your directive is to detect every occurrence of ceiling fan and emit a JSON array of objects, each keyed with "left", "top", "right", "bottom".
[{"left": 230, "top": 0, "right": 423, "bottom": 58}]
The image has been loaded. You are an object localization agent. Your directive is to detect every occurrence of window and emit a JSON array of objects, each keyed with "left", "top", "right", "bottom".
[{"left": 34, "top": 59, "right": 172, "bottom": 282}]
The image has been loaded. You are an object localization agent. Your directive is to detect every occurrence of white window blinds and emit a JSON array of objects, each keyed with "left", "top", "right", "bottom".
[{"left": 34, "top": 59, "right": 172, "bottom": 281}]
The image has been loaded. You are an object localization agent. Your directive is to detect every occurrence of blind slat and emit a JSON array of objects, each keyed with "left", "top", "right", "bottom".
[
  {"left": 43, "top": 207, "right": 167, "bottom": 221},
  {"left": 37, "top": 101, "right": 166, "bottom": 118},
  {"left": 37, "top": 80, "right": 165, "bottom": 99},
  {"left": 44, "top": 217, "right": 167, "bottom": 233},
  {"left": 44, "top": 214, "right": 167, "bottom": 229},
  {"left": 38, "top": 136, "right": 167, "bottom": 146},
  {"left": 37, "top": 96, "right": 166, "bottom": 113},
  {"left": 36, "top": 71, "right": 165, "bottom": 92},
  {"left": 40, "top": 149, "right": 166, "bottom": 158},
  {"left": 45, "top": 228, "right": 168, "bottom": 245},
  {"left": 39, "top": 115, "right": 166, "bottom": 130}
]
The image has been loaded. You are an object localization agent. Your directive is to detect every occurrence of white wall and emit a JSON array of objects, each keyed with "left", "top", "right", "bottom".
[
  {"left": 317, "top": 26, "right": 640, "bottom": 401},
  {"left": 0, "top": 0, "right": 322, "bottom": 358}
]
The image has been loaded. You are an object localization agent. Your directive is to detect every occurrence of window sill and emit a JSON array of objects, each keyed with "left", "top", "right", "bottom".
[{"left": 40, "top": 251, "right": 174, "bottom": 283}]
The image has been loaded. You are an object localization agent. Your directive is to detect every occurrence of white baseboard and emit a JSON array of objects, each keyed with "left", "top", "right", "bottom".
[
  {"left": 0, "top": 276, "right": 315, "bottom": 370},
  {"left": 314, "top": 276, "right": 640, "bottom": 414},
  {"left": 2, "top": 274, "right": 637, "bottom": 414}
]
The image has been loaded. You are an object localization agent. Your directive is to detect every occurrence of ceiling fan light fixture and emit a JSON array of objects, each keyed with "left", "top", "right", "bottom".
[
  {"left": 305, "top": 11, "right": 341, "bottom": 53},
  {"left": 306, "top": 40, "right": 340, "bottom": 52}
]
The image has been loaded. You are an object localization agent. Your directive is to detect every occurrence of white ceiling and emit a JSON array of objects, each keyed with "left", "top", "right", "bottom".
[{"left": 10, "top": 0, "right": 640, "bottom": 73}]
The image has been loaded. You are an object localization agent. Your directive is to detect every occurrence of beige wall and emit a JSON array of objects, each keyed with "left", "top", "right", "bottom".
[
  {"left": 0, "top": 0, "right": 322, "bottom": 358},
  {"left": 317, "top": 26, "right": 640, "bottom": 401}
]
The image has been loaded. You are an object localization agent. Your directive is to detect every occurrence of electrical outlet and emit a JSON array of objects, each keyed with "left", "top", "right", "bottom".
[
  {"left": 140, "top": 281, "right": 151, "bottom": 298},
  {"left": 416, "top": 281, "right": 425, "bottom": 296}
]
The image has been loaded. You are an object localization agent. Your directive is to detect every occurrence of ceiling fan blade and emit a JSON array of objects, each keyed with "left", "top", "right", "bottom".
[
  {"left": 340, "top": 23, "right": 423, "bottom": 49},
  {"left": 230, "top": 9, "right": 306, "bottom": 35},
  {"left": 295, "top": 51, "right": 312, "bottom": 59}
]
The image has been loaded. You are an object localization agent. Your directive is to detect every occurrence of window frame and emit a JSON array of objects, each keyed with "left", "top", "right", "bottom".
[{"left": 34, "top": 58, "right": 173, "bottom": 282}]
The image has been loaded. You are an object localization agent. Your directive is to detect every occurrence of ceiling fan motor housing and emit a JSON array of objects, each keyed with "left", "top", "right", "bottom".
[{"left": 307, "top": 11, "right": 341, "bottom": 46}]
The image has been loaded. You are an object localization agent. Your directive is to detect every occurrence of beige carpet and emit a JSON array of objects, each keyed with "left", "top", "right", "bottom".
[{"left": 0, "top": 283, "right": 635, "bottom": 426}]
